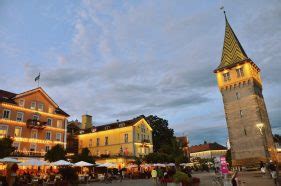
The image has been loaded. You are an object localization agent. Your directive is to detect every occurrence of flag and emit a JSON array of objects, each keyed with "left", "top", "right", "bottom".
[{"left": 35, "top": 73, "right": 40, "bottom": 82}]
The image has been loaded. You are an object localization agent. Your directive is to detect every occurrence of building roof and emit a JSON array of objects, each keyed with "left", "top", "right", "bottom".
[
  {"left": 189, "top": 142, "right": 227, "bottom": 153},
  {"left": 83, "top": 115, "right": 147, "bottom": 133},
  {"left": 0, "top": 88, "right": 69, "bottom": 117},
  {"left": 215, "top": 12, "right": 249, "bottom": 72}
]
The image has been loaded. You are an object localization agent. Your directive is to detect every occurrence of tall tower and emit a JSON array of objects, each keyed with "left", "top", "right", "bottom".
[{"left": 214, "top": 12, "right": 277, "bottom": 166}]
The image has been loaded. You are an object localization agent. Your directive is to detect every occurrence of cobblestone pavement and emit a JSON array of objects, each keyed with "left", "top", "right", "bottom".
[{"left": 80, "top": 171, "right": 280, "bottom": 186}]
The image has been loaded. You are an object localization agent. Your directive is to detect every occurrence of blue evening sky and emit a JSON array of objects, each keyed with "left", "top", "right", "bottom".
[{"left": 0, "top": 0, "right": 280, "bottom": 146}]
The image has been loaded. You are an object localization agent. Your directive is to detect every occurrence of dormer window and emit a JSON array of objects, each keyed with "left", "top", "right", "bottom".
[
  {"left": 105, "top": 126, "right": 110, "bottom": 130},
  {"left": 48, "top": 107, "right": 54, "bottom": 114},
  {"left": 38, "top": 103, "right": 44, "bottom": 112},
  {"left": 119, "top": 123, "right": 125, "bottom": 127},
  {"left": 236, "top": 67, "right": 244, "bottom": 78},
  {"left": 19, "top": 99, "right": 25, "bottom": 107},
  {"left": 31, "top": 102, "right": 36, "bottom": 110},
  {"left": 223, "top": 72, "right": 231, "bottom": 82}
]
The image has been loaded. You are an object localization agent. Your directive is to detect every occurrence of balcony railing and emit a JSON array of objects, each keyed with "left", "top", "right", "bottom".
[{"left": 26, "top": 119, "right": 47, "bottom": 130}]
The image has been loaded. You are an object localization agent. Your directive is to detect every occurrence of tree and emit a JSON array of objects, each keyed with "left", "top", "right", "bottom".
[
  {"left": 72, "top": 148, "right": 95, "bottom": 164},
  {"left": 134, "top": 157, "right": 143, "bottom": 171},
  {"left": 0, "top": 137, "right": 15, "bottom": 158},
  {"left": 146, "top": 115, "right": 174, "bottom": 152},
  {"left": 226, "top": 149, "right": 232, "bottom": 168},
  {"left": 273, "top": 134, "right": 281, "bottom": 144},
  {"left": 45, "top": 144, "right": 66, "bottom": 162}
]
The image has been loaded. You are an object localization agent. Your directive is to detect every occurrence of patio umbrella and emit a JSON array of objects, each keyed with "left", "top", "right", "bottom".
[
  {"left": 18, "top": 159, "right": 48, "bottom": 166},
  {"left": 166, "top": 163, "right": 175, "bottom": 167},
  {"left": 0, "top": 157, "right": 21, "bottom": 163},
  {"left": 51, "top": 160, "right": 73, "bottom": 166},
  {"left": 97, "top": 162, "right": 116, "bottom": 168},
  {"left": 153, "top": 163, "right": 166, "bottom": 167},
  {"left": 73, "top": 161, "right": 94, "bottom": 167}
]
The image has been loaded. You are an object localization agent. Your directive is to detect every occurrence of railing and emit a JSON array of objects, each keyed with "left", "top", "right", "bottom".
[{"left": 26, "top": 119, "right": 47, "bottom": 130}]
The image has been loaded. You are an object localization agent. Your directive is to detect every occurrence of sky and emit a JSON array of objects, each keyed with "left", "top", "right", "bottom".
[{"left": 0, "top": 0, "right": 280, "bottom": 146}]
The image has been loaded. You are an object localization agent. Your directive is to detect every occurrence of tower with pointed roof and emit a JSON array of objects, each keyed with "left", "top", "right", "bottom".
[{"left": 214, "top": 12, "right": 277, "bottom": 166}]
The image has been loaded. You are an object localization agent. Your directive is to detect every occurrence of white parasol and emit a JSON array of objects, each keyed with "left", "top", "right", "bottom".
[
  {"left": 0, "top": 157, "right": 21, "bottom": 163},
  {"left": 51, "top": 160, "right": 73, "bottom": 166},
  {"left": 73, "top": 161, "right": 94, "bottom": 167}
]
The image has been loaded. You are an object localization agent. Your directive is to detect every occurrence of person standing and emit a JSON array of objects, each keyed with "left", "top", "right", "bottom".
[
  {"left": 268, "top": 160, "right": 278, "bottom": 185},
  {"left": 119, "top": 169, "right": 123, "bottom": 182},
  {"left": 151, "top": 168, "right": 157, "bottom": 185}
]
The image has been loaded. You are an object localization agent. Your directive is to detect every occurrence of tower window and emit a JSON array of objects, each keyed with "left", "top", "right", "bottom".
[
  {"left": 236, "top": 67, "right": 244, "bottom": 78},
  {"left": 223, "top": 72, "right": 231, "bottom": 82},
  {"left": 244, "top": 128, "right": 247, "bottom": 136},
  {"left": 236, "top": 92, "right": 240, "bottom": 100}
]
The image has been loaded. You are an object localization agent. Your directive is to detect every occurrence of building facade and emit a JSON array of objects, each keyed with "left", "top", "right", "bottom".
[
  {"left": 0, "top": 87, "right": 69, "bottom": 157},
  {"left": 189, "top": 142, "right": 227, "bottom": 159},
  {"left": 214, "top": 13, "right": 277, "bottom": 166},
  {"left": 78, "top": 116, "right": 153, "bottom": 159}
]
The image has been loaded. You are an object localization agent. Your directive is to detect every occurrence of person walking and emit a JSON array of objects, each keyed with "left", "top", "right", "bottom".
[
  {"left": 151, "top": 168, "right": 157, "bottom": 185},
  {"left": 119, "top": 169, "right": 123, "bottom": 182},
  {"left": 269, "top": 160, "right": 278, "bottom": 185},
  {"left": 231, "top": 171, "right": 238, "bottom": 186}
]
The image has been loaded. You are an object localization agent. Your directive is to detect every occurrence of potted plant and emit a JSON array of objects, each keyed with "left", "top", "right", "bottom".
[{"left": 171, "top": 171, "right": 191, "bottom": 186}]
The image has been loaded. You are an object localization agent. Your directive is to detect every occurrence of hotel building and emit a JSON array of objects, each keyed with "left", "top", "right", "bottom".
[
  {"left": 189, "top": 142, "right": 227, "bottom": 159},
  {"left": 0, "top": 87, "right": 69, "bottom": 157}
]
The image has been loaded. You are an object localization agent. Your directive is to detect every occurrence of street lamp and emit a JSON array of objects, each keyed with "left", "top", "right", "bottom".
[{"left": 256, "top": 123, "right": 264, "bottom": 135}]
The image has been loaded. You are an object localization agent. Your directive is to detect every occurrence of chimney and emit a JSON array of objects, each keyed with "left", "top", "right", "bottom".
[{"left": 81, "top": 114, "right": 93, "bottom": 129}]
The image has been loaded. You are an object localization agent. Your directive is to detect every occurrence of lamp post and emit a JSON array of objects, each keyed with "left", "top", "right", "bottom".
[{"left": 256, "top": 123, "right": 269, "bottom": 159}]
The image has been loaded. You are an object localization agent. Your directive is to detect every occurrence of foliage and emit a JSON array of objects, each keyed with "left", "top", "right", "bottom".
[
  {"left": 72, "top": 148, "right": 95, "bottom": 164},
  {"left": 146, "top": 115, "right": 174, "bottom": 153},
  {"left": 226, "top": 149, "right": 232, "bottom": 168},
  {"left": 59, "top": 166, "right": 78, "bottom": 184},
  {"left": 0, "top": 137, "right": 15, "bottom": 158},
  {"left": 273, "top": 134, "right": 281, "bottom": 144},
  {"left": 172, "top": 171, "right": 191, "bottom": 184},
  {"left": 134, "top": 157, "right": 143, "bottom": 171},
  {"left": 144, "top": 152, "right": 174, "bottom": 163},
  {"left": 44, "top": 144, "right": 66, "bottom": 162}
]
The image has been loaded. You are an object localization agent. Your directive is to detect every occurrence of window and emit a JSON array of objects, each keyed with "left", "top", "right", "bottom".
[
  {"left": 47, "top": 118, "right": 52, "bottom": 126},
  {"left": 240, "top": 110, "right": 243, "bottom": 118},
  {"left": 223, "top": 72, "right": 231, "bottom": 82},
  {"left": 14, "top": 127, "right": 22, "bottom": 137},
  {"left": 19, "top": 99, "right": 25, "bottom": 107},
  {"left": 124, "top": 133, "right": 128, "bottom": 143},
  {"left": 31, "top": 102, "right": 36, "bottom": 110},
  {"left": 16, "top": 112, "right": 24, "bottom": 122},
  {"left": 38, "top": 103, "right": 44, "bottom": 111},
  {"left": 236, "top": 67, "right": 244, "bottom": 78},
  {"left": 45, "top": 131, "right": 52, "bottom": 140},
  {"left": 31, "top": 129, "right": 38, "bottom": 138},
  {"left": 89, "top": 139, "right": 93, "bottom": 147},
  {"left": 137, "top": 133, "right": 140, "bottom": 140},
  {"left": 13, "top": 142, "right": 20, "bottom": 150},
  {"left": 57, "top": 120, "right": 63, "bottom": 128},
  {"left": 33, "top": 114, "right": 40, "bottom": 120},
  {"left": 48, "top": 107, "right": 54, "bottom": 114},
  {"left": 96, "top": 138, "right": 100, "bottom": 146},
  {"left": 56, "top": 133, "right": 62, "bottom": 141},
  {"left": 0, "top": 125, "right": 8, "bottom": 137},
  {"left": 45, "top": 146, "right": 51, "bottom": 152},
  {"left": 236, "top": 92, "right": 240, "bottom": 100},
  {"left": 105, "top": 137, "right": 108, "bottom": 145},
  {"left": 244, "top": 128, "right": 247, "bottom": 136},
  {"left": 30, "top": 143, "right": 36, "bottom": 151},
  {"left": 2, "top": 109, "right": 11, "bottom": 119}
]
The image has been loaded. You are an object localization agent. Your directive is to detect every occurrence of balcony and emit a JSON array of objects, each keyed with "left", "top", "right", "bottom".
[
  {"left": 142, "top": 139, "right": 150, "bottom": 143},
  {"left": 26, "top": 119, "right": 47, "bottom": 130}
]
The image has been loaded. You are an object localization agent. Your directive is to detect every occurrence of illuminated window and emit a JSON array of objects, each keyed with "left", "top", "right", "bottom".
[
  {"left": 57, "top": 120, "right": 63, "bottom": 128},
  {"left": 14, "top": 126, "right": 22, "bottom": 137},
  {"left": 45, "top": 131, "right": 52, "bottom": 140},
  {"left": 0, "top": 125, "right": 8, "bottom": 137},
  {"left": 31, "top": 129, "right": 38, "bottom": 139},
  {"left": 13, "top": 142, "right": 20, "bottom": 150},
  {"left": 16, "top": 112, "right": 24, "bottom": 122},
  {"left": 96, "top": 138, "right": 100, "bottom": 146},
  {"left": 56, "top": 133, "right": 62, "bottom": 141},
  {"left": 124, "top": 133, "right": 128, "bottom": 143},
  {"left": 31, "top": 102, "right": 36, "bottom": 110},
  {"left": 89, "top": 139, "right": 93, "bottom": 147},
  {"left": 236, "top": 67, "right": 244, "bottom": 78},
  {"left": 19, "top": 99, "right": 25, "bottom": 107},
  {"left": 38, "top": 103, "right": 44, "bottom": 111},
  {"left": 2, "top": 109, "right": 11, "bottom": 119},
  {"left": 45, "top": 145, "right": 51, "bottom": 152},
  {"left": 33, "top": 114, "right": 40, "bottom": 120},
  {"left": 47, "top": 118, "right": 52, "bottom": 126},
  {"left": 30, "top": 143, "right": 36, "bottom": 151},
  {"left": 236, "top": 92, "right": 240, "bottom": 100},
  {"left": 223, "top": 72, "right": 231, "bottom": 82},
  {"left": 105, "top": 137, "right": 109, "bottom": 145}
]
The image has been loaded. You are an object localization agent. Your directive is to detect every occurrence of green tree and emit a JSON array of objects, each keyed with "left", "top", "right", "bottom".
[
  {"left": 134, "top": 157, "right": 142, "bottom": 171},
  {"left": 45, "top": 144, "right": 66, "bottom": 162},
  {"left": 146, "top": 115, "right": 174, "bottom": 152},
  {"left": 72, "top": 148, "right": 95, "bottom": 164},
  {"left": 0, "top": 137, "right": 15, "bottom": 158},
  {"left": 226, "top": 149, "right": 232, "bottom": 168}
]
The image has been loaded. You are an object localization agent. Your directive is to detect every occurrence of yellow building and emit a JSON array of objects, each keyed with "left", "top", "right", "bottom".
[
  {"left": 78, "top": 115, "right": 153, "bottom": 163},
  {"left": 189, "top": 142, "right": 227, "bottom": 159}
]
